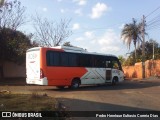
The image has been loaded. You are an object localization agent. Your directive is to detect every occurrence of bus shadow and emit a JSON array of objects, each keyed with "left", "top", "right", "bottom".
[
  {"left": 56, "top": 97, "right": 156, "bottom": 111},
  {"left": 47, "top": 80, "right": 160, "bottom": 92}
]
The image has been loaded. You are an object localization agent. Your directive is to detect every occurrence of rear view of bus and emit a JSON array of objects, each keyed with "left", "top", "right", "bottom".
[{"left": 26, "top": 47, "right": 48, "bottom": 85}]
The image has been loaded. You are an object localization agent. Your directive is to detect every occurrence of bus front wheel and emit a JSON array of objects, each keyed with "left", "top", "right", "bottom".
[
  {"left": 70, "top": 79, "right": 80, "bottom": 89},
  {"left": 112, "top": 77, "right": 118, "bottom": 85}
]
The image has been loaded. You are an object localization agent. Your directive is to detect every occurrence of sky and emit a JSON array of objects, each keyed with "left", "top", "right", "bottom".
[{"left": 11, "top": 0, "right": 160, "bottom": 57}]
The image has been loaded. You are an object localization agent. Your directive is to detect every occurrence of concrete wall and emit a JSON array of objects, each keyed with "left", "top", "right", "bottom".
[
  {"left": 123, "top": 60, "right": 160, "bottom": 79},
  {"left": 3, "top": 61, "right": 25, "bottom": 78}
]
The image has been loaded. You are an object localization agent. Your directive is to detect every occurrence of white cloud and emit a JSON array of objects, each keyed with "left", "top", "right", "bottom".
[
  {"left": 83, "top": 29, "right": 121, "bottom": 54},
  {"left": 90, "top": 3, "right": 109, "bottom": 19},
  {"left": 97, "top": 29, "right": 120, "bottom": 52},
  {"left": 42, "top": 7, "right": 48, "bottom": 12},
  {"left": 84, "top": 31, "right": 94, "bottom": 39},
  {"left": 75, "top": 37, "right": 84, "bottom": 41},
  {"left": 100, "top": 46, "right": 120, "bottom": 53},
  {"left": 72, "top": 23, "right": 80, "bottom": 30},
  {"left": 70, "top": 29, "right": 126, "bottom": 56},
  {"left": 79, "top": 0, "right": 87, "bottom": 5},
  {"left": 98, "top": 29, "right": 119, "bottom": 45},
  {"left": 75, "top": 9, "right": 83, "bottom": 16},
  {"left": 73, "top": 0, "right": 87, "bottom": 6},
  {"left": 119, "top": 23, "right": 125, "bottom": 29},
  {"left": 60, "top": 9, "right": 65, "bottom": 13}
]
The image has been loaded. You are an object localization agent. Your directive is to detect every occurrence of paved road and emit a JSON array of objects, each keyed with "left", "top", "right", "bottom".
[{"left": 0, "top": 79, "right": 160, "bottom": 112}]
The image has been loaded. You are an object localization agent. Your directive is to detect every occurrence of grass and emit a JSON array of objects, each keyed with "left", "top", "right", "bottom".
[
  {"left": 0, "top": 92, "right": 57, "bottom": 111},
  {"left": 0, "top": 91, "right": 69, "bottom": 119}
]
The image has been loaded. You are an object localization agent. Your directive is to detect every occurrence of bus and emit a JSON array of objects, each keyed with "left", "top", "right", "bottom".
[{"left": 26, "top": 46, "right": 124, "bottom": 89}]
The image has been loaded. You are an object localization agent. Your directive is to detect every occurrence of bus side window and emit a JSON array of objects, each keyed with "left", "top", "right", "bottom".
[
  {"left": 94, "top": 56, "right": 105, "bottom": 68},
  {"left": 60, "top": 52, "right": 68, "bottom": 66},
  {"left": 68, "top": 53, "right": 78, "bottom": 67},
  {"left": 112, "top": 60, "right": 120, "bottom": 70},
  {"left": 46, "top": 51, "right": 60, "bottom": 66},
  {"left": 106, "top": 61, "right": 112, "bottom": 68},
  {"left": 46, "top": 51, "right": 54, "bottom": 66}
]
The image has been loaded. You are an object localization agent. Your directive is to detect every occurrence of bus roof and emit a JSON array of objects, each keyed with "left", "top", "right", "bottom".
[{"left": 27, "top": 46, "right": 117, "bottom": 58}]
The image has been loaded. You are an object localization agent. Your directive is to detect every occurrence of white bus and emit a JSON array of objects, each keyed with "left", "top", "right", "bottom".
[{"left": 26, "top": 46, "right": 124, "bottom": 88}]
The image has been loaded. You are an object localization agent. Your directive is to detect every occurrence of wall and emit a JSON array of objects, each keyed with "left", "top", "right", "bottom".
[
  {"left": 123, "top": 60, "right": 160, "bottom": 79},
  {"left": 1, "top": 60, "right": 160, "bottom": 79},
  {"left": 3, "top": 61, "right": 25, "bottom": 78}
]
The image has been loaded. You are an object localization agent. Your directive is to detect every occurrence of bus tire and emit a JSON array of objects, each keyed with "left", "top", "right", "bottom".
[
  {"left": 112, "top": 77, "right": 118, "bottom": 85},
  {"left": 70, "top": 79, "right": 80, "bottom": 89}
]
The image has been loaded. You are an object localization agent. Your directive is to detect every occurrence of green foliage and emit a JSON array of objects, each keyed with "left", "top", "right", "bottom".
[
  {"left": 123, "top": 56, "right": 135, "bottom": 66},
  {"left": 123, "top": 39, "right": 160, "bottom": 66},
  {"left": 131, "top": 39, "right": 160, "bottom": 60},
  {"left": 118, "top": 55, "right": 126, "bottom": 66},
  {"left": 0, "top": 28, "right": 34, "bottom": 64},
  {"left": 121, "top": 19, "right": 141, "bottom": 50}
]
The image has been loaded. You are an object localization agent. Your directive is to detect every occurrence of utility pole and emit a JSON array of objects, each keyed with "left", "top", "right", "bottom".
[
  {"left": 153, "top": 41, "right": 155, "bottom": 60},
  {"left": 152, "top": 40, "right": 155, "bottom": 76},
  {"left": 142, "top": 15, "right": 145, "bottom": 78}
]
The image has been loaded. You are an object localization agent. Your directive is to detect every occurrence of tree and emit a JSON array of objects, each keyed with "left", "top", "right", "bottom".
[
  {"left": 63, "top": 41, "right": 74, "bottom": 47},
  {"left": 118, "top": 55, "right": 126, "bottom": 66},
  {"left": 123, "top": 56, "right": 135, "bottom": 66},
  {"left": 33, "top": 14, "right": 72, "bottom": 47},
  {"left": 131, "top": 39, "right": 160, "bottom": 61},
  {"left": 0, "top": 0, "right": 5, "bottom": 7},
  {"left": 121, "top": 19, "right": 142, "bottom": 61},
  {"left": 123, "top": 39, "right": 160, "bottom": 66},
  {"left": 0, "top": 28, "right": 34, "bottom": 78},
  {"left": 0, "top": 0, "right": 26, "bottom": 30}
]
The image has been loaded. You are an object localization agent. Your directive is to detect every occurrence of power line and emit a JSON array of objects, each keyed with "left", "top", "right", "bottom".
[
  {"left": 145, "top": 6, "right": 160, "bottom": 18},
  {"left": 146, "top": 14, "right": 160, "bottom": 25},
  {"left": 145, "top": 7, "right": 160, "bottom": 31}
]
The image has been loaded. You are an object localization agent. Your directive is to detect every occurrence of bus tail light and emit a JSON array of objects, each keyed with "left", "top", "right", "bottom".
[{"left": 40, "top": 69, "right": 45, "bottom": 79}]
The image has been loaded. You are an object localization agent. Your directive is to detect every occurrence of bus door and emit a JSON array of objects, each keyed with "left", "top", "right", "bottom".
[{"left": 105, "top": 61, "right": 112, "bottom": 81}]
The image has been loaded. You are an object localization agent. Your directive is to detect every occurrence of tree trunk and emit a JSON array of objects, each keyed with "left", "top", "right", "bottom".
[{"left": 134, "top": 45, "right": 137, "bottom": 63}]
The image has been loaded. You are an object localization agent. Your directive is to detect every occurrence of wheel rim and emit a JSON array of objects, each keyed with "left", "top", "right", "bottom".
[
  {"left": 72, "top": 80, "right": 79, "bottom": 88},
  {"left": 73, "top": 82, "right": 79, "bottom": 88}
]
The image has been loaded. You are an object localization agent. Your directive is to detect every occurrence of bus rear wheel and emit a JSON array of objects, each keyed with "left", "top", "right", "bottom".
[{"left": 70, "top": 79, "right": 80, "bottom": 89}]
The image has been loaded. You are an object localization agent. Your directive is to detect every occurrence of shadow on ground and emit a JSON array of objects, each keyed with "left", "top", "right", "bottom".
[
  {"left": 0, "top": 78, "right": 160, "bottom": 92},
  {"left": 46, "top": 80, "right": 160, "bottom": 92},
  {"left": 57, "top": 98, "right": 159, "bottom": 120},
  {"left": 57, "top": 97, "right": 154, "bottom": 111}
]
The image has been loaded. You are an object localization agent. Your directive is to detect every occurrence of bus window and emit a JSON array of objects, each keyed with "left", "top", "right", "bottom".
[
  {"left": 68, "top": 53, "right": 78, "bottom": 67},
  {"left": 60, "top": 52, "right": 68, "bottom": 66},
  {"left": 112, "top": 60, "right": 120, "bottom": 70},
  {"left": 46, "top": 51, "right": 60, "bottom": 66},
  {"left": 106, "top": 61, "right": 112, "bottom": 68},
  {"left": 78, "top": 54, "right": 92, "bottom": 67},
  {"left": 93, "top": 55, "right": 105, "bottom": 68}
]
